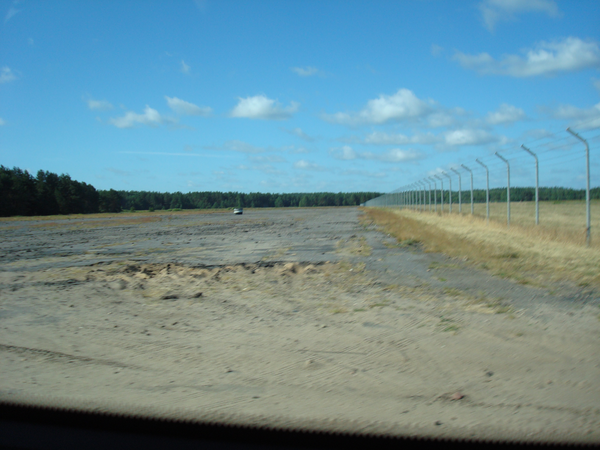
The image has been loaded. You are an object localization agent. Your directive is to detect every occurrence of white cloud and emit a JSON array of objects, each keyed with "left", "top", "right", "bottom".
[
  {"left": 330, "top": 145, "right": 423, "bottom": 163},
  {"left": 181, "top": 60, "right": 190, "bottom": 74},
  {"left": 284, "top": 127, "right": 315, "bottom": 141},
  {"left": 593, "top": 78, "right": 600, "bottom": 93},
  {"left": 361, "top": 149, "right": 424, "bottom": 163},
  {"left": 108, "top": 106, "right": 173, "bottom": 128},
  {"left": 0, "top": 117, "right": 5, "bottom": 126},
  {"left": 329, "top": 145, "right": 359, "bottom": 160},
  {"left": 230, "top": 95, "right": 299, "bottom": 120},
  {"left": 364, "top": 131, "right": 440, "bottom": 145},
  {"left": 444, "top": 129, "right": 497, "bottom": 146},
  {"left": 486, "top": 103, "right": 526, "bottom": 125},
  {"left": 293, "top": 160, "right": 325, "bottom": 171},
  {"left": 323, "top": 89, "right": 431, "bottom": 125},
  {"left": 0, "top": 67, "right": 17, "bottom": 84},
  {"left": 364, "top": 132, "right": 411, "bottom": 145},
  {"left": 86, "top": 98, "right": 114, "bottom": 111},
  {"left": 453, "top": 37, "right": 600, "bottom": 77},
  {"left": 427, "top": 109, "right": 464, "bottom": 128},
  {"left": 165, "top": 96, "right": 211, "bottom": 116},
  {"left": 291, "top": 66, "right": 319, "bottom": 77},
  {"left": 549, "top": 102, "right": 600, "bottom": 129},
  {"left": 28, "top": 37, "right": 34, "bottom": 46},
  {"left": 479, "top": 0, "right": 560, "bottom": 32}
]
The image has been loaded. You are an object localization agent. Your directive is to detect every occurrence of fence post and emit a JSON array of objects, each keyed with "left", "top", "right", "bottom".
[
  {"left": 426, "top": 179, "right": 432, "bottom": 212},
  {"left": 521, "top": 145, "right": 539, "bottom": 225},
  {"left": 451, "top": 168, "right": 462, "bottom": 214},
  {"left": 566, "top": 128, "right": 591, "bottom": 247},
  {"left": 476, "top": 159, "right": 489, "bottom": 224},
  {"left": 430, "top": 177, "right": 437, "bottom": 212},
  {"left": 495, "top": 152, "right": 510, "bottom": 228},
  {"left": 435, "top": 175, "right": 444, "bottom": 214},
  {"left": 461, "top": 164, "right": 474, "bottom": 215},
  {"left": 441, "top": 171, "right": 452, "bottom": 214}
]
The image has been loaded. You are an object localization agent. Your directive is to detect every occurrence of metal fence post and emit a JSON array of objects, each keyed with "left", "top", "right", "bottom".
[
  {"left": 495, "top": 152, "right": 510, "bottom": 228},
  {"left": 521, "top": 145, "right": 539, "bottom": 225},
  {"left": 476, "top": 159, "right": 489, "bottom": 224},
  {"left": 430, "top": 177, "right": 437, "bottom": 212},
  {"left": 435, "top": 175, "right": 444, "bottom": 213},
  {"left": 461, "top": 164, "right": 474, "bottom": 215},
  {"left": 441, "top": 171, "right": 452, "bottom": 214},
  {"left": 451, "top": 168, "right": 462, "bottom": 214},
  {"left": 426, "top": 179, "right": 432, "bottom": 212},
  {"left": 566, "top": 128, "right": 591, "bottom": 247}
]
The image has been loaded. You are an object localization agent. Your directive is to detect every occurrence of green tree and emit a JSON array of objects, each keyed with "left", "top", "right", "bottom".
[{"left": 99, "top": 189, "right": 122, "bottom": 213}]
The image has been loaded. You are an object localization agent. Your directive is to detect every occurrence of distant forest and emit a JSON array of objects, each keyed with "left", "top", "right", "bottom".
[
  {"left": 1, "top": 165, "right": 599, "bottom": 217},
  {"left": 0, "top": 166, "right": 379, "bottom": 216}
]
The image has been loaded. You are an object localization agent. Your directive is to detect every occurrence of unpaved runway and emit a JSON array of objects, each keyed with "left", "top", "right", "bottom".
[{"left": 0, "top": 207, "right": 599, "bottom": 443}]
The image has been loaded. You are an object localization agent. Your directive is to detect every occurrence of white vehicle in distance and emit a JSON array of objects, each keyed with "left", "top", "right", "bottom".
[{"left": 233, "top": 208, "right": 243, "bottom": 215}]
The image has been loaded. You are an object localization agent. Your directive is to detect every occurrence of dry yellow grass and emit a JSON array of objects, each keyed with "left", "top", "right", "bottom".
[
  {"left": 363, "top": 201, "right": 600, "bottom": 290},
  {"left": 440, "top": 200, "right": 599, "bottom": 246}
]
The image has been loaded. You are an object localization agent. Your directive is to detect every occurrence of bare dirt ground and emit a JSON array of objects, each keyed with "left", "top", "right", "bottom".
[{"left": 0, "top": 207, "right": 599, "bottom": 443}]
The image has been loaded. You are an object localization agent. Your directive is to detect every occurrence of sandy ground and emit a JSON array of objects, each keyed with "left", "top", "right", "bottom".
[{"left": 0, "top": 207, "right": 599, "bottom": 443}]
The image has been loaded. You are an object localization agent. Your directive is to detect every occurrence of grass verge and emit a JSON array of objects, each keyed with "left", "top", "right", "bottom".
[{"left": 362, "top": 206, "right": 600, "bottom": 291}]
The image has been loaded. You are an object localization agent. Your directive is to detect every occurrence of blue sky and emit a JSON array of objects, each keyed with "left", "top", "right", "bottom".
[{"left": 1, "top": 0, "right": 599, "bottom": 194}]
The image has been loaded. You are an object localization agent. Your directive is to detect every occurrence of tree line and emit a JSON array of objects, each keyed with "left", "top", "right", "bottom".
[
  {"left": 1, "top": 165, "right": 598, "bottom": 217},
  {"left": 117, "top": 190, "right": 380, "bottom": 212},
  {"left": 0, "top": 165, "right": 380, "bottom": 216},
  {"left": 0, "top": 166, "right": 100, "bottom": 216}
]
